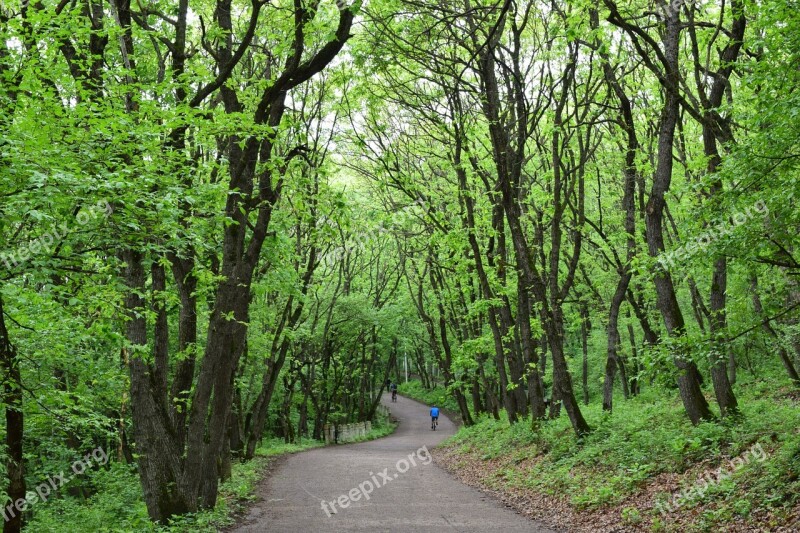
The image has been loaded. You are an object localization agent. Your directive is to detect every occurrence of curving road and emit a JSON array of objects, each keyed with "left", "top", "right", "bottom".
[{"left": 231, "top": 394, "right": 554, "bottom": 532}]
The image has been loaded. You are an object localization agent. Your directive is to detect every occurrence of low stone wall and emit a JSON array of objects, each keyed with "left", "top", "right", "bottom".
[{"left": 323, "top": 420, "right": 373, "bottom": 444}]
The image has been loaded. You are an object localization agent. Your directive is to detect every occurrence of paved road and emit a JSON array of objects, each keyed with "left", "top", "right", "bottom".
[{"left": 231, "top": 395, "right": 554, "bottom": 532}]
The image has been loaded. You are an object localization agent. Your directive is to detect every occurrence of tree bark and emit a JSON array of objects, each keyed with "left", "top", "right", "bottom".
[
  {"left": 593, "top": 8, "right": 639, "bottom": 412},
  {"left": 580, "top": 303, "right": 590, "bottom": 406},
  {"left": 751, "top": 275, "right": 800, "bottom": 387},
  {"left": 0, "top": 296, "right": 25, "bottom": 533},
  {"left": 642, "top": 7, "right": 713, "bottom": 424},
  {"left": 693, "top": 0, "right": 746, "bottom": 417},
  {"left": 119, "top": 0, "right": 355, "bottom": 518}
]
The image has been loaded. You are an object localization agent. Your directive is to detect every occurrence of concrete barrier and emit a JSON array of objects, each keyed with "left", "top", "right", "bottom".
[{"left": 323, "top": 416, "right": 379, "bottom": 444}]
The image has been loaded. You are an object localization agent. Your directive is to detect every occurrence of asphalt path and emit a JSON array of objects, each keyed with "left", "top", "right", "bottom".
[{"left": 231, "top": 394, "right": 554, "bottom": 532}]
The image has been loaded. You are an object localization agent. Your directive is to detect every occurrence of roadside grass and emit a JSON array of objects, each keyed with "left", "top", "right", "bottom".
[
  {"left": 397, "top": 380, "right": 460, "bottom": 413},
  {"left": 439, "top": 373, "right": 800, "bottom": 530},
  {"left": 23, "top": 415, "right": 396, "bottom": 532}
]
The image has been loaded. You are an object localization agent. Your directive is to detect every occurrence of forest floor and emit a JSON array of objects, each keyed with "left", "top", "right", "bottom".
[
  {"left": 424, "top": 379, "right": 800, "bottom": 532},
  {"left": 229, "top": 394, "right": 553, "bottom": 532}
]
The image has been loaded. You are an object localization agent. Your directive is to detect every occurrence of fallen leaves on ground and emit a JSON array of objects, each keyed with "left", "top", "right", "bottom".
[{"left": 433, "top": 442, "right": 798, "bottom": 532}]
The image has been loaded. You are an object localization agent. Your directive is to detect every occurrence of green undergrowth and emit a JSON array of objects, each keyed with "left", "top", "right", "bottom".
[
  {"left": 23, "top": 415, "right": 396, "bottom": 533},
  {"left": 397, "top": 380, "right": 461, "bottom": 413},
  {"left": 442, "top": 375, "right": 800, "bottom": 531}
]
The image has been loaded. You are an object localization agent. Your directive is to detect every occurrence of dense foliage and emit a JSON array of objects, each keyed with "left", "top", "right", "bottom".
[{"left": 1, "top": 0, "right": 798, "bottom": 530}]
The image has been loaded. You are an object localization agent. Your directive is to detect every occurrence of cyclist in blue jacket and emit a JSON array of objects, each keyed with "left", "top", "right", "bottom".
[{"left": 430, "top": 405, "right": 439, "bottom": 430}]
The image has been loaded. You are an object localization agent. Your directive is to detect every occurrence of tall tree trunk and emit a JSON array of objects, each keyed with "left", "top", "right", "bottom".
[
  {"left": 580, "top": 303, "right": 590, "bottom": 406},
  {"left": 603, "top": 281, "right": 628, "bottom": 411},
  {"left": 625, "top": 315, "right": 638, "bottom": 396},
  {"left": 168, "top": 253, "right": 198, "bottom": 451},
  {"left": 0, "top": 296, "right": 25, "bottom": 533},
  {"left": 696, "top": 0, "right": 746, "bottom": 416},
  {"left": 751, "top": 275, "right": 800, "bottom": 387},
  {"left": 430, "top": 265, "right": 475, "bottom": 426},
  {"left": 243, "top": 338, "right": 291, "bottom": 459},
  {"left": 626, "top": 289, "right": 660, "bottom": 346},
  {"left": 117, "top": 0, "right": 354, "bottom": 517},
  {"left": 533, "top": 43, "right": 591, "bottom": 437},
  {"left": 539, "top": 335, "right": 548, "bottom": 396},
  {"left": 543, "top": 306, "right": 590, "bottom": 435},
  {"left": 708, "top": 253, "right": 738, "bottom": 416},
  {"left": 454, "top": 138, "right": 521, "bottom": 422},
  {"left": 593, "top": 8, "right": 640, "bottom": 412},
  {"left": 462, "top": 14, "right": 547, "bottom": 421},
  {"left": 125, "top": 250, "right": 190, "bottom": 520},
  {"left": 617, "top": 3, "right": 713, "bottom": 424}
]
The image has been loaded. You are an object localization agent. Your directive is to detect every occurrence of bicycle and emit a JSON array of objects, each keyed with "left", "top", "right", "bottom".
[
  {"left": 431, "top": 416, "right": 438, "bottom": 430},
  {"left": 391, "top": 389, "right": 397, "bottom": 402}
]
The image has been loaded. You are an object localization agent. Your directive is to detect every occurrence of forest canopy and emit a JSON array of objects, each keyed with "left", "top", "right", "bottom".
[{"left": 1, "top": 0, "right": 799, "bottom": 530}]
